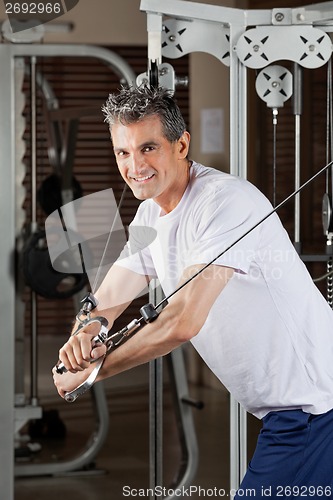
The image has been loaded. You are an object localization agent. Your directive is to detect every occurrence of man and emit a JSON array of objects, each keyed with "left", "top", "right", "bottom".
[{"left": 53, "top": 86, "right": 333, "bottom": 498}]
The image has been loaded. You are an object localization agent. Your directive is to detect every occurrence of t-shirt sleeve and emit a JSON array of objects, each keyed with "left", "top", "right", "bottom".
[
  {"left": 184, "top": 185, "right": 262, "bottom": 274},
  {"left": 115, "top": 204, "right": 157, "bottom": 277}
]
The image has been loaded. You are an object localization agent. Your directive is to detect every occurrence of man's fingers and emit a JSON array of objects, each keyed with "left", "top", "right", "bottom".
[
  {"left": 52, "top": 367, "right": 66, "bottom": 398},
  {"left": 91, "top": 344, "right": 107, "bottom": 360},
  {"left": 59, "top": 335, "right": 91, "bottom": 372},
  {"left": 57, "top": 327, "right": 107, "bottom": 373}
]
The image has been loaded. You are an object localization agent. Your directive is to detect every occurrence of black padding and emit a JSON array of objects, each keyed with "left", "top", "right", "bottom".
[
  {"left": 37, "top": 174, "right": 83, "bottom": 215},
  {"left": 22, "top": 229, "right": 88, "bottom": 300}
]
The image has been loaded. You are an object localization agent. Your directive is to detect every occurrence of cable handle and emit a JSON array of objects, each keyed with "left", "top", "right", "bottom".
[
  {"left": 64, "top": 355, "right": 106, "bottom": 402},
  {"left": 105, "top": 302, "right": 160, "bottom": 351},
  {"left": 60, "top": 302, "right": 160, "bottom": 402},
  {"left": 55, "top": 315, "right": 109, "bottom": 374},
  {"left": 56, "top": 302, "right": 159, "bottom": 376}
]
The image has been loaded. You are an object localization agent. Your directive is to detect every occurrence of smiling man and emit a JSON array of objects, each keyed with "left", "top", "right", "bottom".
[
  {"left": 53, "top": 86, "right": 333, "bottom": 498},
  {"left": 113, "top": 113, "right": 191, "bottom": 213}
]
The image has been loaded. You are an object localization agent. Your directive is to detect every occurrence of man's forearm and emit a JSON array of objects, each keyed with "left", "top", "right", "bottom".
[
  {"left": 96, "top": 264, "right": 233, "bottom": 381},
  {"left": 96, "top": 299, "right": 187, "bottom": 381},
  {"left": 69, "top": 264, "right": 150, "bottom": 336}
]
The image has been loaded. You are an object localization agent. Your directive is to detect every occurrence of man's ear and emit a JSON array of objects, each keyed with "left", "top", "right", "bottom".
[{"left": 178, "top": 131, "right": 190, "bottom": 159}]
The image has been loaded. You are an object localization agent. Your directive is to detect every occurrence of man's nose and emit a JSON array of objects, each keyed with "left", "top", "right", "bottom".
[{"left": 130, "top": 153, "right": 145, "bottom": 174}]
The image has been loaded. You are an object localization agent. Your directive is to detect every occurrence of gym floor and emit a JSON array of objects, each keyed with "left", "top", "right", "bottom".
[{"left": 14, "top": 336, "right": 261, "bottom": 500}]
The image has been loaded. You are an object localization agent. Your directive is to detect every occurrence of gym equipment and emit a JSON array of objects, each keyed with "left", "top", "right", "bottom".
[
  {"left": 37, "top": 173, "right": 83, "bottom": 216},
  {"left": 323, "top": 59, "right": 333, "bottom": 307},
  {"left": 22, "top": 70, "right": 87, "bottom": 300},
  {"left": 22, "top": 228, "right": 88, "bottom": 300},
  {"left": 255, "top": 64, "right": 293, "bottom": 207}
]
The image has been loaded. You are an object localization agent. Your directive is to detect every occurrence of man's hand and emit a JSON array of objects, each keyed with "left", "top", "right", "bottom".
[
  {"left": 52, "top": 362, "right": 97, "bottom": 399},
  {"left": 52, "top": 265, "right": 151, "bottom": 398},
  {"left": 57, "top": 327, "right": 107, "bottom": 373},
  {"left": 53, "top": 327, "right": 107, "bottom": 399}
]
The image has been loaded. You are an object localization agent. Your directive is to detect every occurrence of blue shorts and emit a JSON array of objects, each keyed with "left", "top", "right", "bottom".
[{"left": 235, "top": 408, "right": 333, "bottom": 499}]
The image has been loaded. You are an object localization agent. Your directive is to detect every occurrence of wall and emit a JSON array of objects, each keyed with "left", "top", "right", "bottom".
[
  {"left": 189, "top": 0, "right": 242, "bottom": 171},
  {"left": 0, "top": 0, "right": 147, "bottom": 45}
]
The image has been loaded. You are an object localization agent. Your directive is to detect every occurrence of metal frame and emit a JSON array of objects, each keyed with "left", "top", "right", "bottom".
[
  {"left": 15, "top": 381, "right": 110, "bottom": 477},
  {"left": 164, "top": 349, "right": 199, "bottom": 497},
  {"left": 149, "top": 285, "right": 199, "bottom": 500},
  {"left": 149, "top": 285, "right": 165, "bottom": 495},
  {"left": 139, "top": 0, "right": 333, "bottom": 493},
  {"left": 149, "top": 349, "right": 199, "bottom": 499},
  {"left": 0, "top": 43, "right": 16, "bottom": 500}
]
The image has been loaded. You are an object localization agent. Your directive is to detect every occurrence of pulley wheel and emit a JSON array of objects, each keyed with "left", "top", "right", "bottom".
[{"left": 322, "top": 193, "right": 333, "bottom": 234}]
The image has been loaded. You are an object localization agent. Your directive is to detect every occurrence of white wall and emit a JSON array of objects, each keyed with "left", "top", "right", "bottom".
[
  {"left": 46, "top": 0, "right": 147, "bottom": 45},
  {"left": 0, "top": 0, "right": 148, "bottom": 45}
]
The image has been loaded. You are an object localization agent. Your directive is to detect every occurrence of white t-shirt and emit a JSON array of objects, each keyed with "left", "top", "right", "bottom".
[{"left": 117, "top": 162, "right": 333, "bottom": 419}]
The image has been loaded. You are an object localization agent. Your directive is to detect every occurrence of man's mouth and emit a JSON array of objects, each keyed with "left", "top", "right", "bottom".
[{"left": 131, "top": 174, "right": 155, "bottom": 183}]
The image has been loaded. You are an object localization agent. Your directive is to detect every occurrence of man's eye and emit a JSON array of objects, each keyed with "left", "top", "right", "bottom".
[
  {"left": 117, "top": 151, "right": 127, "bottom": 157},
  {"left": 143, "top": 146, "right": 154, "bottom": 152}
]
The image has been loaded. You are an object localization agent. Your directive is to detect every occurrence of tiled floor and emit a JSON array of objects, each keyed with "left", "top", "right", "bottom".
[{"left": 14, "top": 336, "right": 261, "bottom": 500}]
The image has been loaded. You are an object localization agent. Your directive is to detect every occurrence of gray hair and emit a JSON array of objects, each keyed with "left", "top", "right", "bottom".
[{"left": 102, "top": 86, "right": 187, "bottom": 143}]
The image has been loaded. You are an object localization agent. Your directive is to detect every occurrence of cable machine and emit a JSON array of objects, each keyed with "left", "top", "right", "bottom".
[{"left": 138, "top": 0, "right": 333, "bottom": 494}]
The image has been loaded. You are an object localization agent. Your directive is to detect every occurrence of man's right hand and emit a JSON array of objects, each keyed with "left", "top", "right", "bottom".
[{"left": 57, "top": 327, "right": 107, "bottom": 373}]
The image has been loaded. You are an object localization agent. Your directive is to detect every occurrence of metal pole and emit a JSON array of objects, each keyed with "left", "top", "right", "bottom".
[
  {"left": 230, "top": 396, "right": 240, "bottom": 495},
  {"left": 149, "top": 357, "right": 164, "bottom": 494},
  {"left": 293, "top": 63, "right": 302, "bottom": 254},
  {"left": 149, "top": 283, "right": 164, "bottom": 496},
  {"left": 30, "top": 56, "right": 39, "bottom": 407},
  {"left": 229, "top": 22, "right": 248, "bottom": 493},
  {"left": 0, "top": 43, "right": 16, "bottom": 500}
]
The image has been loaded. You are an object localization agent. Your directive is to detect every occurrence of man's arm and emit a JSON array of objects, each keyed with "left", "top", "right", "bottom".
[
  {"left": 97, "top": 263, "right": 234, "bottom": 377},
  {"left": 52, "top": 264, "right": 150, "bottom": 388},
  {"left": 53, "top": 264, "right": 233, "bottom": 398}
]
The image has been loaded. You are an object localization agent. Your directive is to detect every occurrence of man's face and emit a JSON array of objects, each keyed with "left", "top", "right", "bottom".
[{"left": 111, "top": 115, "right": 190, "bottom": 213}]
